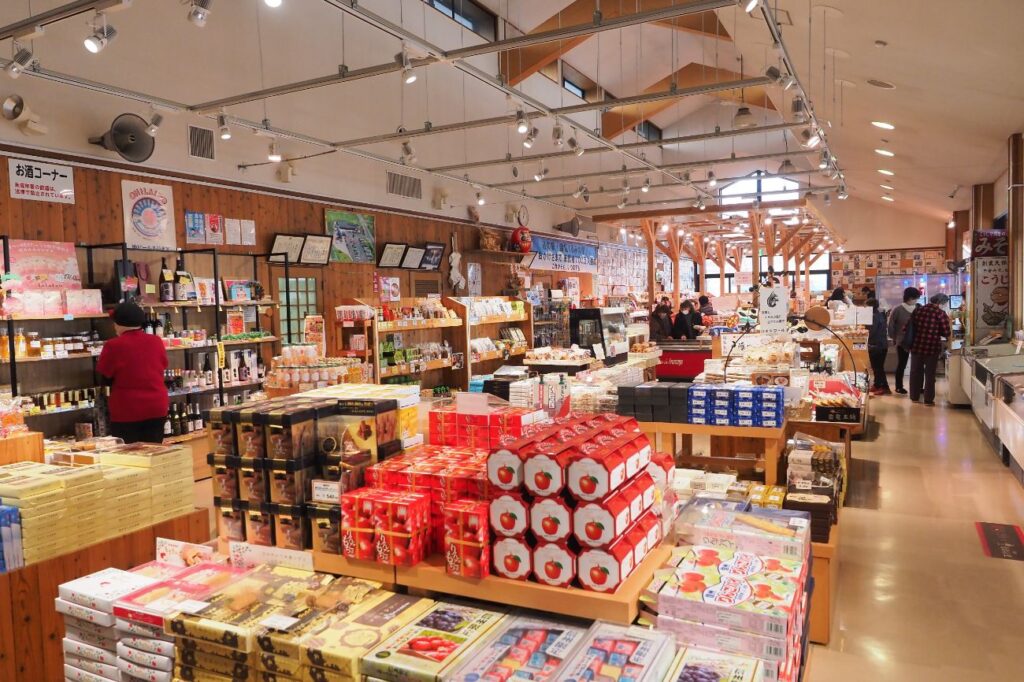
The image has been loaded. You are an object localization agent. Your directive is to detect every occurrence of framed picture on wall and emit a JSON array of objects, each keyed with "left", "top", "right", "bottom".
[
  {"left": 401, "top": 246, "right": 426, "bottom": 270},
  {"left": 378, "top": 243, "right": 407, "bottom": 268},
  {"left": 420, "top": 242, "right": 446, "bottom": 271},
  {"left": 299, "top": 235, "right": 332, "bottom": 265},
  {"left": 269, "top": 234, "right": 306, "bottom": 264}
]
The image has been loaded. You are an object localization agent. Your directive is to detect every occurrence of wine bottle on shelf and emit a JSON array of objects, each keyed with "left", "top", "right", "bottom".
[
  {"left": 159, "top": 257, "right": 175, "bottom": 303},
  {"left": 154, "top": 314, "right": 164, "bottom": 338},
  {"left": 193, "top": 404, "right": 204, "bottom": 432},
  {"left": 174, "top": 253, "right": 196, "bottom": 301},
  {"left": 257, "top": 355, "right": 266, "bottom": 382},
  {"left": 164, "top": 413, "right": 173, "bottom": 438},
  {"left": 202, "top": 354, "right": 214, "bottom": 387},
  {"left": 171, "top": 404, "right": 182, "bottom": 437},
  {"left": 184, "top": 404, "right": 194, "bottom": 434}
]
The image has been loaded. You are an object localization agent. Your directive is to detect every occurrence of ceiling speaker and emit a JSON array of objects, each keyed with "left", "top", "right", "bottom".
[
  {"left": 555, "top": 215, "right": 582, "bottom": 237},
  {"left": 89, "top": 113, "right": 155, "bottom": 163}
]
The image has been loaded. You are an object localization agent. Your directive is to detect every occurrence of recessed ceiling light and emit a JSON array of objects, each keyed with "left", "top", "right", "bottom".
[
  {"left": 875, "top": 149, "right": 895, "bottom": 157},
  {"left": 881, "top": 195, "right": 895, "bottom": 202},
  {"left": 880, "top": 184, "right": 894, "bottom": 191},
  {"left": 872, "top": 121, "right": 895, "bottom": 130},
  {"left": 878, "top": 169, "right": 894, "bottom": 176}
]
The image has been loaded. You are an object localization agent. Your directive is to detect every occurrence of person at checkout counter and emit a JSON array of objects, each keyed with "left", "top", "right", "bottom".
[{"left": 672, "top": 300, "right": 698, "bottom": 340}]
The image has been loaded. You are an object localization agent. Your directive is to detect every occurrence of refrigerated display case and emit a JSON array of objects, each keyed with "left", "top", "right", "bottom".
[
  {"left": 570, "top": 307, "right": 629, "bottom": 365},
  {"left": 994, "top": 373, "right": 1024, "bottom": 483}
]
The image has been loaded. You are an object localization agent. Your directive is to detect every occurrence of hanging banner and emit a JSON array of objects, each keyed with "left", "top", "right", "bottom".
[
  {"left": 529, "top": 235, "right": 598, "bottom": 273},
  {"left": 122, "top": 180, "right": 177, "bottom": 250},
  {"left": 8, "top": 158, "right": 75, "bottom": 204},
  {"left": 758, "top": 285, "right": 791, "bottom": 333}
]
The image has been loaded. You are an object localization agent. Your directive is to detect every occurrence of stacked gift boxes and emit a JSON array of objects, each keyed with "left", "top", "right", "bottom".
[
  {"left": 616, "top": 381, "right": 689, "bottom": 424},
  {"left": 486, "top": 413, "right": 672, "bottom": 592},
  {"left": 427, "top": 405, "right": 548, "bottom": 449},
  {"left": 557, "top": 621, "right": 678, "bottom": 682}
]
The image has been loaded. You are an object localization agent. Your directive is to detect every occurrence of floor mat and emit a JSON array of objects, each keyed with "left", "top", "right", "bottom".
[{"left": 975, "top": 522, "right": 1024, "bottom": 560}]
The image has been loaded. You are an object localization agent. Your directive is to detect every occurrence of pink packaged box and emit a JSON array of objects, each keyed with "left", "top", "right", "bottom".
[
  {"left": 673, "top": 508, "right": 810, "bottom": 560},
  {"left": 663, "top": 545, "right": 808, "bottom": 591},
  {"left": 63, "top": 663, "right": 117, "bottom": 682},
  {"left": 63, "top": 289, "right": 104, "bottom": 316},
  {"left": 63, "top": 637, "right": 116, "bottom": 665},
  {"left": 64, "top": 654, "right": 119, "bottom": 681},
  {"left": 2, "top": 289, "right": 63, "bottom": 317},
  {"left": 59, "top": 567, "right": 158, "bottom": 614},
  {"left": 55, "top": 597, "right": 117, "bottom": 627},
  {"left": 116, "top": 640, "right": 174, "bottom": 672},
  {"left": 656, "top": 614, "right": 791, "bottom": 661}
]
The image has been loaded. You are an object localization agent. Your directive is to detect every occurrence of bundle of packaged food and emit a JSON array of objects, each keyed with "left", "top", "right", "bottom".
[
  {"left": 672, "top": 502, "right": 811, "bottom": 560},
  {"left": 427, "top": 404, "right": 548, "bottom": 450}
]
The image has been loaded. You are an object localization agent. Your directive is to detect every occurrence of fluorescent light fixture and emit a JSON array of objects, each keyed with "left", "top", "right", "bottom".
[
  {"left": 881, "top": 195, "right": 895, "bottom": 202},
  {"left": 268, "top": 141, "right": 282, "bottom": 162},
  {"left": 875, "top": 148, "right": 895, "bottom": 157},
  {"left": 872, "top": 121, "right": 895, "bottom": 130},
  {"left": 880, "top": 184, "right": 894, "bottom": 191},
  {"left": 264, "top": 0, "right": 283, "bottom": 6},
  {"left": 5, "top": 48, "right": 34, "bottom": 78},
  {"left": 740, "top": 0, "right": 761, "bottom": 13},
  {"left": 187, "top": 0, "right": 212, "bottom": 28},
  {"left": 217, "top": 114, "right": 231, "bottom": 140},
  {"left": 878, "top": 169, "right": 894, "bottom": 176}
]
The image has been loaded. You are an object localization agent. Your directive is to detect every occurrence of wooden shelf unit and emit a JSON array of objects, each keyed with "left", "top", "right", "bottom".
[{"left": 442, "top": 296, "right": 533, "bottom": 391}]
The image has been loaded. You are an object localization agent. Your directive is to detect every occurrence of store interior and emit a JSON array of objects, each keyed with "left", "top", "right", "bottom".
[{"left": 1, "top": 1, "right": 1023, "bottom": 681}]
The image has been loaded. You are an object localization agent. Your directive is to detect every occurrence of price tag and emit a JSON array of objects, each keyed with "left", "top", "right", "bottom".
[
  {"left": 217, "top": 342, "right": 225, "bottom": 370},
  {"left": 342, "top": 320, "right": 354, "bottom": 328},
  {"left": 592, "top": 344, "right": 606, "bottom": 361},
  {"left": 788, "top": 517, "right": 810, "bottom": 529},
  {"left": 177, "top": 600, "right": 211, "bottom": 615},
  {"left": 794, "top": 480, "right": 812, "bottom": 491},
  {"left": 55, "top": 350, "right": 68, "bottom": 358},
  {"left": 259, "top": 614, "right": 300, "bottom": 632},
  {"left": 63, "top": 314, "right": 74, "bottom": 321}
]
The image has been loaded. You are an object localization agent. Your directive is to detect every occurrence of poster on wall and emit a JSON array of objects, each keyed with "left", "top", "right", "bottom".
[
  {"left": 5, "top": 239, "right": 82, "bottom": 291},
  {"left": 379, "top": 276, "right": 401, "bottom": 302},
  {"left": 225, "top": 218, "right": 242, "bottom": 245},
  {"left": 240, "top": 219, "right": 257, "bottom": 246},
  {"left": 8, "top": 158, "right": 75, "bottom": 204},
  {"left": 973, "top": 230, "right": 1009, "bottom": 341},
  {"left": 122, "top": 180, "right": 177, "bottom": 251},
  {"left": 529, "top": 235, "right": 598, "bottom": 273},
  {"left": 467, "top": 262, "right": 482, "bottom": 296},
  {"left": 185, "top": 211, "right": 205, "bottom": 244},
  {"left": 205, "top": 214, "right": 224, "bottom": 245},
  {"left": 759, "top": 285, "right": 790, "bottom": 334},
  {"left": 326, "top": 209, "right": 375, "bottom": 263}
]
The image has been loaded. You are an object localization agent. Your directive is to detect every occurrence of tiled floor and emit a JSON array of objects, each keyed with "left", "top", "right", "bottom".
[{"left": 805, "top": 387, "right": 1024, "bottom": 681}]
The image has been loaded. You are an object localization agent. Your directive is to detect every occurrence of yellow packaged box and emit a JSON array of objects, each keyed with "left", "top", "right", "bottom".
[
  {"left": 0, "top": 474, "right": 64, "bottom": 498},
  {"left": 0, "top": 485, "right": 65, "bottom": 508},
  {"left": 299, "top": 593, "right": 435, "bottom": 678},
  {"left": 175, "top": 647, "right": 255, "bottom": 679}
]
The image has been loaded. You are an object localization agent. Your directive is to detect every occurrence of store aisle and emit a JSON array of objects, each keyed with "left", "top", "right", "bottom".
[{"left": 806, "top": 389, "right": 1024, "bottom": 681}]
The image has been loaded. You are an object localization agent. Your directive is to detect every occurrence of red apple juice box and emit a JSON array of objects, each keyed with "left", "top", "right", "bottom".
[
  {"left": 493, "top": 536, "right": 532, "bottom": 580},
  {"left": 532, "top": 541, "right": 576, "bottom": 588},
  {"left": 489, "top": 491, "right": 530, "bottom": 538},
  {"left": 578, "top": 535, "right": 636, "bottom": 593},
  {"left": 443, "top": 500, "right": 490, "bottom": 579},
  {"left": 573, "top": 490, "right": 631, "bottom": 549},
  {"left": 530, "top": 496, "right": 573, "bottom": 543}
]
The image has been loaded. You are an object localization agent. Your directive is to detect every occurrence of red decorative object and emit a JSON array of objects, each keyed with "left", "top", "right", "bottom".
[{"left": 509, "top": 226, "right": 532, "bottom": 253}]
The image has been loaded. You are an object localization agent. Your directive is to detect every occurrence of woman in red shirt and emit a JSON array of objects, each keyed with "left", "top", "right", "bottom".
[{"left": 97, "top": 302, "right": 169, "bottom": 443}]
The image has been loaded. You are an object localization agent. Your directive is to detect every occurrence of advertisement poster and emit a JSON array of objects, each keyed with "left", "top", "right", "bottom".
[
  {"left": 122, "top": 180, "right": 177, "bottom": 250},
  {"left": 6, "top": 239, "right": 82, "bottom": 290},
  {"left": 185, "top": 211, "right": 205, "bottom": 244},
  {"left": 529, "top": 235, "right": 598, "bottom": 273},
  {"left": 225, "top": 218, "right": 241, "bottom": 245},
  {"left": 467, "top": 262, "right": 482, "bottom": 296},
  {"left": 205, "top": 213, "right": 224, "bottom": 245},
  {"left": 326, "top": 209, "right": 375, "bottom": 263},
  {"left": 758, "top": 285, "right": 790, "bottom": 334},
  {"left": 8, "top": 158, "right": 75, "bottom": 204},
  {"left": 972, "top": 230, "right": 1009, "bottom": 341}
]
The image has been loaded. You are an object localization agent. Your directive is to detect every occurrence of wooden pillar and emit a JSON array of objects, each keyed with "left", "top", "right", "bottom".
[
  {"left": 642, "top": 220, "right": 657, "bottom": 306},
  {"left": 972, "top": 183, "right": 995, "bottom": 231},
  {"left": 750, "top": 214, "right": 763, "bottom": 285},
  {"left": 1010, "top": 134, "right": 1024, "bottom": 329},
  {"left": 953, "top": 209, "right": 970, "bottom": 261}
]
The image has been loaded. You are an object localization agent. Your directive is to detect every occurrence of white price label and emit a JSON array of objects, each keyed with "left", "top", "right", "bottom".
[
  {"left": 260, "top": 614, "right": 300, "bottom": 631},
  {"left": 592, "top": 344, "right": 606, "bottom": 361},
  {"left": 788, "top": 517, "right": 810, "bottom": 529},
  {"left": 177, "top": 600, "right": 210, "bottom": 615}
]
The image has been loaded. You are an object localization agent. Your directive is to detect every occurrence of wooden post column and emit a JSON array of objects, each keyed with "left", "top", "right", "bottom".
[
  {"left": 642, "top": 220, "right": 657, "bottom": 306},
  {"left": 750, "top": 213, "right": 764, "bottom": 285},
  {"left": 1009, "top": 134, "right": 1023, "bottom": 329}
]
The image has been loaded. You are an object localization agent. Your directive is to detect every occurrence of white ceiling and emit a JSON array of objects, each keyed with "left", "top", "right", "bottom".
[{"left": 0, "top": 0, "right": 1019, "bottom": 231}]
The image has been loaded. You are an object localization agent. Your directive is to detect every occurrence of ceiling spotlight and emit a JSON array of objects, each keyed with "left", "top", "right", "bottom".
[
  {"left": 567, "top": 130, "right": 583, "bottom": 156},
  {"left": 582, "top": 188, "right": 590, "bottom": 203},
  {"left": 400, "top": 140, "right": 416, "bottom": 164},
  {"left": 660, "top": 223, "right": 669, "bottom": 232},
  {"left": 802, "top": 215, "right": 810, "bottom": 225},
  {"left": 620, "top": 227, "right": 627, "bottom": 235},
  {"left": 733, "top": 106, "right": 756, "bottom": 129},
  {"left": 739, "top": 0, "right": 761, "bottom": 13},
  {"left": 617, "top": 194, "right": 629, "bottom": 210},
  {"left": 878, "top": 169, "right": 895, "bottom": 176},
  {"left": 800, "top": 128, "right": 821, "bottom": 149},
  {"left": 533, "top": 166, "right": 548, "bottom": 182},
  {"left": 523, "top": 127, "right": 537, "bottom": 149},
  {"left": 572, "top": 184, "right": 586, "bottom": 199},
  {"left": 187, "top": 1, "right": 213, "bottom": 28},
  {"left": 622, "top": 176, "right": 630, "bottom": 192},
  {"left": 838, "top": 246, "right": 845, "bottom": 253},
  {"left": 818, "top": 150, "right": 830, "bottom": 170},
  {"left": 792, "top": 97, "right": 807, "bottom": 123},
  {"left": 145, "top": 112, "right": 163, "bottom": 137},
  {"left": 947, "top": 218, "right": 956, "bottom": 229},
  {"left": 707, "top": 171, "right": 718, "bottom": 188},
  {"left": 677, "top": 229, "right": 684, "bottom": 237},
  {"left": 84, "top": 16, "right": 116, "bottom": 53},
  {"left": 838, "top": 185, "right": 848, "bottom": 200},
  {"left": 268, "top": 141, "right": 282, "bottom": 163},
  {"left": 401, "top": 47, "right": 417, "bottom": 84},
  {"left": 514, "top": 110, "right": 529, "bottom": 135},
  {"left": 872, "top": 121, "right": 896, "bottom": 130},
  {"left": 824, "top": 194, "right": 832, "bottom": 207},
  {"left": 5, "top": 48, "right": 34, "bottom": 78},
  {"left": 264, "top": 0, "right": 283, "bottom": 7},
  {"left": 881, "top": 195, "right": 895, "bottom": 202},
  {"left": 217, "top": 114, "right": 231, "bottom": 140},
  {"left": 698, "top": 198, "right": 707, "bottom": 211},
  {"left": 552, "top": 125, "right": 564, "bottom": 147},
  {"left": 765, "top": 66, "right": 796, "bottom": 90},
  {"left": 777, "top": 159, "right": 797, "bottom": 176},
  {"left": 642, "top": 177, "right": 651, "bottom": 193},
  {"left": 476, "top": 193, "right": 485, "bottom": 206}
]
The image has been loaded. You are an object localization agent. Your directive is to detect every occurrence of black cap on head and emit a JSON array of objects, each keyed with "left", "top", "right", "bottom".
[{"left": 112, "top": 302, "right": 146, "bottom": 328}]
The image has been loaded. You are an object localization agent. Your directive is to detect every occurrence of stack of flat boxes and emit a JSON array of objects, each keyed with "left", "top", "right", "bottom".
[
  {"left": 98, "top": 445, "right": 194, "bottom": 525},
  {"left": 732, "top": 387, "right": 785, "bottom": 428},
  {"left": 617, "top": 381, "right": 689, "bottom": 423},
  {"left": 100, "top": 464, "right": 152, "bottom": 538},
  {"left": 0, "top": 463, "right": 65, "bottom": 565},
  {"left": 686, "top": 385, "right": 714, "bottom": 425},
  {"left": 709, "top": 386, "right": 735, "bottom": 426}
]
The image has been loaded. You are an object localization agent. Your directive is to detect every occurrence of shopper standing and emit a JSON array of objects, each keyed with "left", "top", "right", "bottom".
[
  {"left": 866, "top": 298, "right": 891, "bottom": 395},
  {"left": 97, "top": 302, "right": 169, "bottom": 443},
  {"left": 887, "top": 287, "right": 921, "bottom": 394},
  {"left": 908, "top": 293, "right": 951, "bottom": 405},
  {"left": 672, "top": 301, "right": 697, "bottom": 340},
  {"left": 649, "top": 305, "right": 674, "bottom": 341},
  {"left": 698, "top": 295, "right": 716, "bottom": 316}
]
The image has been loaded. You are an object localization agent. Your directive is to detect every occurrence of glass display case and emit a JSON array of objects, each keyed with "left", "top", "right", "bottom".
[
  {"left": 570, "top": 307, "right": 629, "bottom": 365},
  {"left": 532, "top": 297, "right": 571, "bottom": 348}
]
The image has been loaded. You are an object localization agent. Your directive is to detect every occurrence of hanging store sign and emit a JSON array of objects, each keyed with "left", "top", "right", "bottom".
[
  {"left": 759, "top": 285, "right": 791, "bottom": 334},
  {"left": 8, "top": 158, "right": 75, "bottom": 204},
  {"left": 529, "top": 235, "right": 599, "bottom": 273}
]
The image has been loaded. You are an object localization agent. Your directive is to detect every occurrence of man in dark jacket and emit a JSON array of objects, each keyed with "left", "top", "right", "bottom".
[
  {"left": 887, "top": 287, "right": 921, "bottom": 394},
  {"left": 672, "top": 301, "right": 697, "bottom": 340},
  {"left": 698, "top": 295, "right": 716, "bottom": 316},
  {"left": 866, "top": 299, "right": 891, "bottom": 395},
  {"left": 909, "top": 293, "right": 951, "bottom": 405}
]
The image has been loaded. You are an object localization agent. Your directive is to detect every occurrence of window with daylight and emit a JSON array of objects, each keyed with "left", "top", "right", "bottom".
[
  {"left": 563, "top": 78, "right": 585, "bottom": 99},
  {"left": 720, "top": 172, "right": 801, "bottom": 217},
  {"left": 634, "top": 120, "right": 663, "bottom": 141},
  {"left": 429, "top": 0, "right": 497, "bottom": 41},
  {"left": 278, "top": 276, "right": 320, "bottom": 345}
]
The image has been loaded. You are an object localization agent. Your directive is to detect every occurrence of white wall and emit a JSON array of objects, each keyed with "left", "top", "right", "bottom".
[{"left": 813, "top": 196, "right": 944, "bottom": 251}]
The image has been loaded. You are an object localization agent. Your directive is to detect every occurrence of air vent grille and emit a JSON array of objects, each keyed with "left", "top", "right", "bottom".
[
  {"left": 188, "top": 126, "right": 215, "bottom": 160},
  {"left": 387, "top": 171, "right": 422, "bottom": 200}
]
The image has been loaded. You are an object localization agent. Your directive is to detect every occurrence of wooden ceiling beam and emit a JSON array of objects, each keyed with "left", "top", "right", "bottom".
[{"left": 592, "top": 198, "right": 806, "bottom": 223}]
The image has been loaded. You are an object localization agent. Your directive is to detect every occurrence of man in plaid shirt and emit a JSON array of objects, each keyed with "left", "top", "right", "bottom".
[{"left": 909, "top": 293, "right": 951, "bottom": 404}]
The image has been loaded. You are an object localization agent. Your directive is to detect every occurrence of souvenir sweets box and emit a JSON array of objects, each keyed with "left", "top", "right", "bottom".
[
  {"left": 442, "top": 500, "right": 489, "bottom": 579},
  {"left": 445, "top": 612, "right": 590, "bottom": 682},
  {"left": 656, "top": 614, "right": 794, "bottom": 664},
  {"left": 664, "top": 647, "right": 763, "bottom": 682},
  {"left": 166, "top": 565, "right": 335, "bottom": 651},
  {"left": 299, "top": 592, "right": 435, "bottom": 681},
  {"left": 59, "top": 567, "right": 159, "bottom": 614},
  {"left": 557, "top": 621, "right": 676, "bottom": 682},
  {"left": 114, "top": 563, "right": 247, "bottom": 629},
  {"left": 673, "top": 507, "right": 810, "bottom": 560},
  {"left": 310, "top": 502, "right": 342, "bottom": 554},
  {"left": 360, "top": 601, "right": 506, "bottom": 682},
  {"left": 662, "top": 544, "right": 808, "bottom": 588},
  {"left": 492, "top": 537, "right": 531, "bottom": 581},
  {"left": 340, "top": 488, "right": 430, "bottom": 566}
]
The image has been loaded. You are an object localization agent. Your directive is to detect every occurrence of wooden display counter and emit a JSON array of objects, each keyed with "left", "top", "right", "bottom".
[
  {"left": 0, "top": 508, "right": 210, "bottom": 682},
  {"left": 312, "top": 552, "right": 400, "bottom": 588},
  {"left": 164, "top": 430, "right": 210, "bottom": 482},
  {"left": 809, "top": 521, "right": 840, "bottom": 645},
  {"left": 0, "top": 430, "right": 44, "bottom": 465},
  {"left": 396, "top": 545, "right": 671, "bottom": 624},
  {"left": 638, "top": 421, "right": 787, "bottom": 485}
]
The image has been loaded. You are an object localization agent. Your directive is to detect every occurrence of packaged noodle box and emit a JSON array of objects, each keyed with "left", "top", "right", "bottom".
[{"left": 360, "top": 602, "right": 506, "bottom": 681}]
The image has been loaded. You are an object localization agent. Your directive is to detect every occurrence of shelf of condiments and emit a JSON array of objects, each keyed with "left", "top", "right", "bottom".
[{"left": 0, "top": 329, "right": 103, "bottom": 362}]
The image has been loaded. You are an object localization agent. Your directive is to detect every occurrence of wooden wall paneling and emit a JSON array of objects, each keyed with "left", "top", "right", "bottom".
[
  {"left": 9, "top": 565, "right": 44, "bottom": 680},
  {"left": 36, "top": 557, "right": 66, "bottom": 681},
  {"left": 0, "top": 573, "right": 15, "bottom": 681}
]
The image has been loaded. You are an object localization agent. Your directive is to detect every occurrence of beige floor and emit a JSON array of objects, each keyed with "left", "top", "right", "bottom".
[{"left": 805, "top": 387, "right": 1024, "bottom": 681}]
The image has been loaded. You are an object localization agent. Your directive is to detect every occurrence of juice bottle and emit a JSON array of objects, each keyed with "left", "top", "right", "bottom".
[{"left": 14, "top": 327, "right": 26, "bottom": 358}]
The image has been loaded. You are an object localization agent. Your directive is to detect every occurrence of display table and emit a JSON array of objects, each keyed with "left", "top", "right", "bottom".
[
  {"left": 0, "top": 430, "right": 44, "bottom": 465},
  {"left": 809, "top": 520, "right": 840, "bottom": 645},
  {"left": 0, "top": 508, "right": 209, "bottom": 682},
  {"left": 638, "top": 421, "right": 788, "bottom": 485},
  {"left": 164, "top": 430, "right": 210, "bottom": 482}
]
